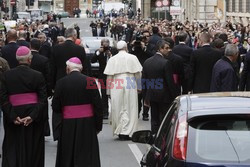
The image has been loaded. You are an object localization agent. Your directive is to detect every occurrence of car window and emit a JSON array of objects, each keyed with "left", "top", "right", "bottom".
[
  {"left": 154, "top": 101, "right": 178, "bottom": 150},
  {"left": 187, "top": 117, "right": 250, "bottom": 163}
]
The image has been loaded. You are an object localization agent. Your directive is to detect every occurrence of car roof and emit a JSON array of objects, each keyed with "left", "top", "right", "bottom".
[
  {"left": 82, "top": 37, "right": 114, "bottom": 41},
  {"left": 17, "top": 12, "right": 30, "bottom": 14},
  {"left": 178, "top": 92, "right": 250, "bottom": 119},
  {"left": 81, "top": 37, "right": 115, "bottom": 51}
]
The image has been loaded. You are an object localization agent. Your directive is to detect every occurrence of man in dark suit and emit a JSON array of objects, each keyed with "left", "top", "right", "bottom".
[
  {"left": 30, "top": 38, "right": 52, "bottom": 136},
  {"left": 210, "top": 44, "right": 239, "bottom": 92},
  {"left": 91, "top": 39, "right": 117, "bottom": 119},
  {"left": 74, "top": 23, "right": 81, "bottom": 39},
  {"left": 148, "top": 26, "right": 162, "bottom": 55},
  {"left": 240, "top": 50, "right": 250, "bottom": 91},
  {"left": 130, "top": 31, "right": 152, "bottom": 121},
  {"left": 173, "top": 31, "right": 193, "bottom": 93},
  {"left": 164, "top": 37, "right": 186, "bottom": 95},
  {"left": 1, "top": 29, "right": 19, "bottom": 68},
  {"left": 51, "top": 28, "right": 86, "bottom": 141},
  {"left": 38, "top": 32, "right": 52, "bottom": 58},
  {"left": 50, "top": 28, "right": 87, "bottom": 89},
  {"left": 17, "top": 30, "right": 30, "bottom": 48},
  {"left": 142, "top": 40, "right": 177, "bottom": 134},
  {"left": 189, "top": 32, "right": 222, "bottom": 93}
]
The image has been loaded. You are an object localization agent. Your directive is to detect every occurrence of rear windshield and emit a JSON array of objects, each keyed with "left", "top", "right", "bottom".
[{"left": 187, "top": 117, "right": 250, "bottom": 163}]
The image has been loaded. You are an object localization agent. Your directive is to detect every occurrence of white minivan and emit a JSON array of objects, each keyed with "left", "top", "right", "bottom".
[
  {"left": 16, "top": 12, "right": 31, "bottom": 22},
  {"left": 27, "top": 9, "right": 45, "bottom": 21}
]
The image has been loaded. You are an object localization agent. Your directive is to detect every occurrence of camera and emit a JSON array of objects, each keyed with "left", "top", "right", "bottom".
[
  {"left": 135, "top": 34, "right": 146, "bottom": 42},
  {"left": 103, "top": 46, "right": 111, "bottom": 52}
]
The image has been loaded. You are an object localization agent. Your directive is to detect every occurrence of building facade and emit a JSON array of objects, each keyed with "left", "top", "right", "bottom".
[
  {"left": 226, "top": 0, "right": 250, "bottom": 25},
  {"left": 53, "top": 0, "right": 122, "bottom": 15},
  {"left": 179, "top": 0, "right": 250, "bottom": 25},
  {"left": 180, "top": 0, "right": 226, "bottom": 24}
]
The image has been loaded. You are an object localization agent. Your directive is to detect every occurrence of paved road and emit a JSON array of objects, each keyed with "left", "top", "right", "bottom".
[
  {"left": 62, "top": 17, "right": 96, "bottom": 38},
  {"left": 0, "top": 18, "right": 152, "bottom": 167}
]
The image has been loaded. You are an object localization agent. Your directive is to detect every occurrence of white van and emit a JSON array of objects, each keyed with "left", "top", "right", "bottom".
[
  {"left": 16, "top": 12, "right": 31, "bottom": 22},
  {"left": 26, "top": 9, "right": 45, "bottom": 21}
]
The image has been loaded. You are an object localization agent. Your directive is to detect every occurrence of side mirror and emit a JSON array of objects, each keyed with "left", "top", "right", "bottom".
[{"left": 132, "top": 130, "right": 153, "bottom": 144}]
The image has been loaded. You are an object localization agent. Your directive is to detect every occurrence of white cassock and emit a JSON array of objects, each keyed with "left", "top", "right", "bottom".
[{"left": 104, "top": 50, "right": 142, "bottom": 137}]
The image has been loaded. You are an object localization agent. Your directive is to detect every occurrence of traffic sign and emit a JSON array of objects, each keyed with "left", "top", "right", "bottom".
[
  {"left": 162, "top": 7, "right": 169, "bottom": 10},
  {"left": 173, "top": 0, "right": 180, "bottom": 6},
  {"left": 10, "top": 0, "right": 15, "bottom": 5},
  {"left": 162, "top": 0, "right": 170, "bottom": 6},
  {"left": 155, "top": 0, "right": 163, "bottom": 7}
]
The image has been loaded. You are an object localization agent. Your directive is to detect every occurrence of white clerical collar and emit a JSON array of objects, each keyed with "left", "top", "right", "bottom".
[{"left": 179, "top": 42, "right": 186, "bottom": 44}]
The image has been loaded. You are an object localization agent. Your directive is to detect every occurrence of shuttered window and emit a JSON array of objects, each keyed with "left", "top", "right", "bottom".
[
  {"left": 232, "top": 0, "right": 236, "bottom": 12},
  {"left": 239, "top": 0, "right": 243, "bottom": 12},
  {"left": 246, "top": 0, "right": 250, "bottom": 12},
  {"left": 226, "top": 0, "right": 230, "bottom": 12}
]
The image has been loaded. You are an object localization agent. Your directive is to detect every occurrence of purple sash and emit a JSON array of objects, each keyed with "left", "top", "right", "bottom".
[
  {"left": 9, "top": 93, "right": 38, "bottom": 106},
  {"left": 63, "top": 104, "right": 94, "bottom": 119}
]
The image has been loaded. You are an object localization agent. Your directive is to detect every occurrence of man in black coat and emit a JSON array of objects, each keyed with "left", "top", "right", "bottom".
[
  {"left": 91, "top": 39, "right": 117, "bottom": 119},
  {"left": 74, "top": 23, "right": 80, "bottom": 39},
  {"left": 52, "top": 57, "right": 102, "bottom": 167},
  {"left": 142, "top": 40, "right": 177, "bottom": 134},
  {"left": 173, "top": 31, "right": 193, "bottom": 93},
  {"left": 189, "top": 32, "right": 222, "bottom": 93},
  {"left": 17, "top": 30, "right": 30, "bottom": 48},
  {"left": 164, "top": 37, "right": 186, "bottom": 95},
  {"left": 210, "top": 44, "right": 239, "bottom": 92},
  {"left": 148, "top": 26, "right": 162, "bottom": 55},
  {"left": 240, "top": 50, "right": 250, "bottom": 91},
  {"left": 51, "top": 28, "right": 87, "bottom": 140},
  {"left": 130, "top": 31, "right": 152, "bottom": 120},
  {"left": 50, "top": 28, "right": 87, "bottom": 90},
  {"left": 38, "top": 32, "right": 52, "bottom": 58},
  {"left": 0, "top": 46, "right": 47, "bottom": 167},
  {"left": 1, "top": 29, "right": 19, "bottom": 68},
  {"left": 90, "top": 21, "right": 97, "bottom": 37},
  {"left": 30, "top": 38, "right": 52, "bottom": 136}
]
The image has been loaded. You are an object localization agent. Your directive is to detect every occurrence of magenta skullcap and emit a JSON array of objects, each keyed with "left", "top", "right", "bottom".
[
  {"left": 16, "top": 46, "right": 31, "bottom": 57},
  {"left": 66, "top": 57, "right": 82, "bottom": 69},
  {"left": 68, "top": 57, "right": 82, "bottom": 64}
]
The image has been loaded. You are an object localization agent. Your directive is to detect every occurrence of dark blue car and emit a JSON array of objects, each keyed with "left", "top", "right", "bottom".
[{"left": 132, "top": 92, "right": 250, "bottom": 167}]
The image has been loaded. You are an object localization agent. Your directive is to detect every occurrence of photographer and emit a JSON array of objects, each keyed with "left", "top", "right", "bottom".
[
  {"left": 91, "top": 39, "right": 118, "bottom": 119},
  {"left": 130, "top": 31, "right": 151, "bottom": 121}
]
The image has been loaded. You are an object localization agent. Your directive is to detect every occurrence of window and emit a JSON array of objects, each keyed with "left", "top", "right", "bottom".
[
  {"left": 187, "top": 117, "right": 250, "bottom": 163},
  {"left": 232, "top": 0, "right": 236, "bottom": 12},
  {"left": 239, "top": 0, "right": 243, "bottom": 12},
  {"left": 154, "top": 102, "right": 178, "bottom": 149},
  {"left": 226, "top": 0, "right": 230, "bottom": 12},
  {"left": 246, "top": 0, "right": 250, "bottom": 12}
]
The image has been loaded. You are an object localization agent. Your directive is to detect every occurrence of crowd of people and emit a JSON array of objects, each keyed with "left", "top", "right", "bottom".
[{"left": 0, "top": 13, "right": 250, "bottom": 166}]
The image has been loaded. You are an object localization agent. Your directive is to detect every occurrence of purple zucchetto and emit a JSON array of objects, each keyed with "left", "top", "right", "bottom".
[
  {"left": 66, "top": 57, "right": 83, "bottom": 69},
  {"left": 16, "top": 46, "right": 31, "bottom": 57}
]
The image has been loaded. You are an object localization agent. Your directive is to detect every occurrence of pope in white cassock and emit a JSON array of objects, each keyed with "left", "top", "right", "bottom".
[{"left": 104, "top": 41, "right": 142, "bottom": 140}]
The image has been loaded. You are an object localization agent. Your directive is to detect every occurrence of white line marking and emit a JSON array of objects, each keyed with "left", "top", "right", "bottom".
[{"left": 128, "top": 144, "right": 143, "bottom": 166}]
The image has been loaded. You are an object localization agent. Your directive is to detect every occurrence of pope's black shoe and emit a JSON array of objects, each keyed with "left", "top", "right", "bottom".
[{"left": 118, "top": 134, "right": 131, "bottom": 141}]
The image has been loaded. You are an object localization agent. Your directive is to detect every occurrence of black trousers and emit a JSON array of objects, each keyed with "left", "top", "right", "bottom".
[
  {"left": 150, "top": 101, "right": 171, "bottom": 134},
  {"left": 44, "top": 100, "right": 50, "bottom": 136},
  {"left": 138, "top": 93, "right": 149, "bottom": 117},
  {"left": 98, "top": 77, "right": 109, "bottom": 116}
]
